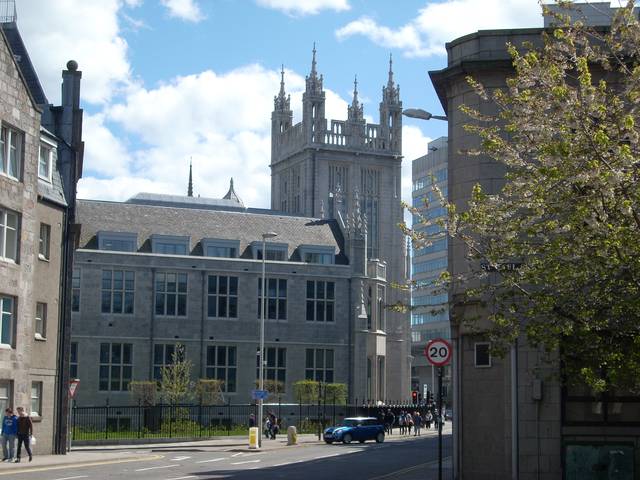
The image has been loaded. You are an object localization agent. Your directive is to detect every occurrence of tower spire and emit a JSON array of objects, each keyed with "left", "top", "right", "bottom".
[
  {"left": 348, "top": 74, "right": 364, "bottom": 121},
  {"left": 274, "top": 64, "right": 290, "bottom": 111},
  {"left": 187, "top": 158, "right": 193, "bottom": 197},
  {"left": 388, "top": 53, "right": 394, "bottom": 88},
  {"left": 311, "top": 42, "right": 317, "bottom": 77},
  {"left": 353, "top": 75, "right": 359, "bottom": 106},
  {"left": 305, "top": 43, "right": 323, "bottom": 95}
]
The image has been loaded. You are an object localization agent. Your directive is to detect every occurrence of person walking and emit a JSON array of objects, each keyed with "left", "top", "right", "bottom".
[
  {"left": 426, "top": 411, "right": 433, "bottom": 429},
  {"left": 1, "top": 408, "right": 17, "bottom": 462},
  {"left": 15, "top": 407, "right": 32, "bottom": 463},
  {"left": 414, "top": 411, "right": 423, "bottom": 436}
]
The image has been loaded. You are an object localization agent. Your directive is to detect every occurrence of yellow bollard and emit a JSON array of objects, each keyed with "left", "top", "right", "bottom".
[
  {"left": 287, "top": 425, "right": 297, "bottom": 445},
  {"left": 249, "top": 427, "right": 259, "bottom": 449}
]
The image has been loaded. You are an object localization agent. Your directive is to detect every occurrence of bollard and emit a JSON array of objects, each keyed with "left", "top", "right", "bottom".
[
  {"left": 249, "top": 427, "right": 259, "bottom": 449},
  {"left": 287, "top": 425, "right": 297, "bottom": 445}
]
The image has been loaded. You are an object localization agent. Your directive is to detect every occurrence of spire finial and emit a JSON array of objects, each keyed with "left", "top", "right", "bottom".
[
  {"left": 188, "top": 158, "right": 193, "bottom": 197},
  {"left": 311, "top": 42, "right": 317, "bottom": 76},
  {"left": 388, "top": 53, "right": 394, "bottom": 87}
]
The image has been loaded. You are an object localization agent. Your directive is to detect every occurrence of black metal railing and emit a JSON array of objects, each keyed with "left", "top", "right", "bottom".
[{"left": 71, "top": 401, "right": 435, "bottom": 442}]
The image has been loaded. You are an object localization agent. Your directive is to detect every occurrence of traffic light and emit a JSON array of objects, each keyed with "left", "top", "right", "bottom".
[{"left": 412, "top": 391, "right": 418, "bottom": 404}]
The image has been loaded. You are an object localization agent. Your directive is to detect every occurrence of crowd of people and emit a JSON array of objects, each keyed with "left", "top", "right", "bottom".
[
  {"left": 249, "top": 412, "right": 281, "bottom": 440},
  {"left": 380, "top": 408, "right": 444, "bottom": 436},
  {"left": 1, "top": 406, "right": 35, "bottom": 463}
]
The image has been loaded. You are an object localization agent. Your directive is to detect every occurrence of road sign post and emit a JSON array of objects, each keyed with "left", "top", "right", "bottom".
[
  {"left": 68, "top": 379, "right": 80, "bottom": 452},
  {"left": 425, "top": 339, "right": 452, "bottom": 480}
]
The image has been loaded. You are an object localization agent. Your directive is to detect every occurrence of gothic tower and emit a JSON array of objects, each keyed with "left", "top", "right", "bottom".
[{"left": 270, "top": 47, "right": 410, "bottom": 402}]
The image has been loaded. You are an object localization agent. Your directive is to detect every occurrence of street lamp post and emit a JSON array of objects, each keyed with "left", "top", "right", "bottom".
[
  {"left": 258, "top": 231, "right": 278, "bottom": 448},
  {"left": 402, "top": 108, "right": 448, "bottom": 122}
]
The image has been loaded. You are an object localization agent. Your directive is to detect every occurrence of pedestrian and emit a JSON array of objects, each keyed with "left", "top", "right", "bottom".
[
  {"left": 398, "top": 410, "right": 405, "bottom": 435},
  {"left": 15, "top": 407, "right": 32, "bottom": 463},
  {"left": 249, "top": 413, "right": 256, "bottom": 428},
  {"left": 406, "top": 412, "right": 413, "bottom": 435},
  {"left": 268, "top": 413, "right": 278, "bottom": 439},
  {"left": 263, "top": 416, "right": 271, "bottom": 439},
  {"left": 1, "top": 408, "right": 17, "bottom": 462},
  {"left": 426, "top": 411, "right": 433, "bottom": 429},
  {"left": 414, "top": 411, "right": 422, "bottom": 436}
]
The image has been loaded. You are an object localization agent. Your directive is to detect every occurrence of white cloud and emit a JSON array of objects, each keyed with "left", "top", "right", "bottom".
[
  {"left": 256, "top": 0, "right": 350, "bottom": 16},
  {"left": 82, "top": 114, "right": 132, "bottom": 178},
  {"left": 401, "top": 125, "right": 431, "bottom": 204},
  {"left": 336, "top": 0, "right": 542, "bottom": 57},
  {"left": 160, "top": 0, "right": 205, "bottom": 22},
  {"left": 16, "top": 0, "right": 132, "bottom": 104}
]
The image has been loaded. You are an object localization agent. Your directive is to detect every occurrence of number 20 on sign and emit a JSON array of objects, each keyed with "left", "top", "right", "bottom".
[{"left": 424, "top": 338, "right": 452, "bottom": 367}]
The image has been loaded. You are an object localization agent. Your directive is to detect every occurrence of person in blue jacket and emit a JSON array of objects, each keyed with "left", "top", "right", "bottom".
[{"left": 1, "top": 407, "right": 18, "bottom": 462}]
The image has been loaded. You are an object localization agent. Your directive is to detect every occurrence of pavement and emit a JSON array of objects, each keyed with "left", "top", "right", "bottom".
[{"left": 0, "top": 425, "right": 453, "bottom": 478}]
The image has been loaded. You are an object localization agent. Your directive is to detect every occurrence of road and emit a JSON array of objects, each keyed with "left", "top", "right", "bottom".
[{"left": 4, "top": 431, "right": 452, "bottom": 480}]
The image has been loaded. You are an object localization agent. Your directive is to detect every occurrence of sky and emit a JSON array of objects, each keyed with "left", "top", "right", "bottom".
[{"left": 14, "top": 0, "right": 550, "bottom": 209}]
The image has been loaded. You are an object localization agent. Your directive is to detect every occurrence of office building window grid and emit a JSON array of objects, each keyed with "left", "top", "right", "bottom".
[
  {"left": 71, "top": 268, "right": 81, "bottom": 312},
  {"left": 306, "top": 280, "right": 335, "bottom": 322},
  {"left": 256, "top": 347, "right": 286, "bottom": 384},
  {"left": 207, "top": 275, "right": 238, "bottom": 318},
  {"left": 155, "top": 272, "right": 187, "bottom": 316},
  {"left": 70, "top": 342, "right": 78, "bottom": 379},
  {"left": 205, "top": 345, "right": 237, "bottom": 392},
  {"left": 257, "top": 278, "right": 287, "bottom": 320},
  {"left": 153, "top": 343, "right": 185, "bottom": 380},
  {"left": 99, "top": 343, "right": 133, "bottom": 391},
  {"left": 102, "top": 270, "right": 134, "bottom": 314},
  {"left": 305, "top": 348, "right": 334, "bottom": 382}
]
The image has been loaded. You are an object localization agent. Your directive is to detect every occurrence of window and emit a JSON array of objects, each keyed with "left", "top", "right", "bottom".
[
  {"left": 71, "top": 268, "right": 80, "bottom": 312},
  {"left": 0, "top": 208, "right": 19, "bottom": 261},
  {"left": 258, "top": 278, "right": 287, "bottom": 320},
  {"left": 155, "top": 272, "right": 187, "bottom": 316},
  {"left": 101, "top": 270, "right": 135, "bottom": 314},
  {"left": 299, "top": 245, "right": 335, "bottom": 264},
  {"left": 39, "top": 223, "right": 50, "bottom": 260},
  {"left": 98, "top": 231, "right": 137, "bottom": 252},
  {"left": 153, "top": 344, "right": 184, "bottom": 380},
  {"left": 38, "top": 143, "right": 52, "bottom": 181},
  {"left": 99, "top": 343, "right": 133, "bottom": 391},
  {"left": 205, "top": 345, "right": 237, "bottom": 392},
  {"left": 0, "top": 381, "right": 11, "bottom": 412},
  {"left": 30, "top": 382, "right": 42, "bottom": 417},
  {"left": 377, "top": 285, "right": 386, "bottom": 331},
  {"left": 70, "top": 342, "right": 78, "bottom": 379},
  {"left": 35, "top": 302, "right": 46, "bottom": 339},
  {"left": 151, "top": 235, "right": 189, "bottom": 255},
  {"left": 256, "top": 347, "right": 286, "bottom": 384},
  {"left": 202, "top": 239, "right": 239, "bottom": 259},
  {"left": 0, "top": 296, "right": 14, "bottom": 346},
  {"left": 305, "top": 349, "right": 334, "bottom": 382},
  {"left": 251, "top": 241, "right": 288, "bottom": 261},
  {"left": 306, "top": 281, "right": 335, "bottom": 322},
  {"left": 0, "top": 125, "right": 22, "bottom": 179},
  {"left": 475, "top": 343, "right": 491, "bottom": 368},
  {"left": 207, "top": 275, "right": 238, "bottom": 318}
]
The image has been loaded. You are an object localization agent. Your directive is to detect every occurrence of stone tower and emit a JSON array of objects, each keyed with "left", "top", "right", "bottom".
[{"left": 270, "top": 49, "right": 409, "bottom": 402}]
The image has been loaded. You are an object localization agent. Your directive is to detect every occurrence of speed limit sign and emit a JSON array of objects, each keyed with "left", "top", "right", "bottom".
[{"left": 424, "top": 338, "right": 452, "bottom": 366}]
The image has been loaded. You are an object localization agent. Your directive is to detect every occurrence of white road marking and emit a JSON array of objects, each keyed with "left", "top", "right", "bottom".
[
  {"left": 230, "top": 459, "right": 261, "bottom": 465},
  {"left": 231, "top": 452, "right": 243, "bottom": 457},
  {"left": 316, "top": 453, "right": 341, "bottom": 459},
  {"left": 170, "top": 456, "right": 192, "bottom": 461},
  {"left": 167, "top": 476, "right": 197, "bottom": 480},
  {"left": 53, "top": 476, "right": 89, "bottom": 480},
  {"left": 195, "top": 458, "right": 226, "bottom": 464},
  {"left": 135, "top": 464, "right": 179, "bottom": 472}
]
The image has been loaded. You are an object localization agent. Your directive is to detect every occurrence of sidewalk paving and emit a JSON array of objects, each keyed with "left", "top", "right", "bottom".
[{"left": 0, "top": 424, "right": 451, "bottom": 474}]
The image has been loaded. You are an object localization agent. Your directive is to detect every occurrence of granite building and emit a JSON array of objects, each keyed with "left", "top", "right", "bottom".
[
  {"left": 429, "top": 3, "right": 640, "bottom": 478},
  {"left": 271, "top": 48, "right": 411, "bottom": 401},
  {"left": 0, "top": 4, "right": 83, "bottom": 454},
  {"left": 71, "top": 184, "right": 390, "bottom": 406}
]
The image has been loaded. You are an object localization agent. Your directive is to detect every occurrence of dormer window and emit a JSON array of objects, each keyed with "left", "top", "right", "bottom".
[
  {"left": 202, "top": 238, "right": 239, "bottom": 258},
  {"left": 98, "top": 231, "right": 137, "bottom": 252},
  {"left": 299, "top": 245, "right": 335, "bottom": 264},
  {"left": 151, "top": 235, "right": 190, "bottom": 255},
  {"left": 251, "top": 241, "right": 288, "bottom": 261},
  {"left": 38, "top": 141, "right": 55, "bottom": 182}
]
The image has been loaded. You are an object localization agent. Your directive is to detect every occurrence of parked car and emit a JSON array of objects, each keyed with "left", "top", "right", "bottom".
[
  {"left": 323, "top": 417, "right": 385, "bottom": 444},
  {"left": 445, "top": 409, "right": 453, "bottom": 421}
]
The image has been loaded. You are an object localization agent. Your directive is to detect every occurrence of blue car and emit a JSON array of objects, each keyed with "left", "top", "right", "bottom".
[{"left": 323, "top": 417, "right": 385, "bottom": 444}]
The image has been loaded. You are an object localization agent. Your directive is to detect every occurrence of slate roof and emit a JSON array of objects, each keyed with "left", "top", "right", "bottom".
[
  {"left": 128, "top": 192, "right": 244, "bottom": 211},
  {"left": 77, "top": 199, "right": 347, "bottom": 263},
  {"left": 0, "top": 21, "right": 48, "bottom": 106}
]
